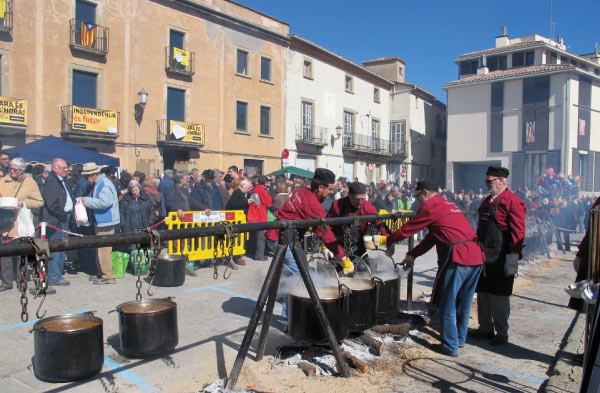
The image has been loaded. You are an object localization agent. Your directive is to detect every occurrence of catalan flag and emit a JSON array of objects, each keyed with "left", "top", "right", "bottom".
[
  {"left": 525, "top": 121, "right": 535, "bottom": 144},
  {"left": 578, "top": 118, "right": 586, "bottom": 136},
  {"left": 80, "top": 21, "right": 97, "bottom": 48}
]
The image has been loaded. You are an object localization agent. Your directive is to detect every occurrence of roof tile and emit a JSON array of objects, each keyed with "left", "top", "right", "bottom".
[{"left": 447, "top": 64, "right": 573, "bottom": 86}]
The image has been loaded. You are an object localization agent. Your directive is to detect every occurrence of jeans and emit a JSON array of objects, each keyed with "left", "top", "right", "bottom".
[
  {"left": 438, "top": 263, "right": 483, "bottom": 354},
  {"left": 47, "top": 216, "right": 70, "bottom": 282},
  {"left": 281, "top": 246, "right": 298, "bottom": 322}
]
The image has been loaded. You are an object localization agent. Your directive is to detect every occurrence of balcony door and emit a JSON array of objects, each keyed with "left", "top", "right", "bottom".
[
  {"left": 72, "top": 70, "right": 97, "bottom": 108},
  {"left": 390, "top": 122, "right": 405, "bottom": 154},
  {"left": 301, "top": 101, "right": 312, "bottom": 140},
  {"left": 371, "top": 119, "right": 379, "bottom": 151},
  {"left": 169, "top": 30, "right": 185, "bottom": 70},
  {"left": 167, "top": 87, "right": 185, "bottom": 140},
  {"left": 76, "top": 0, "right": 96, "bottom": 24},
  {"left": 343, "top": 111, "right": 353, "bottom": 147}
]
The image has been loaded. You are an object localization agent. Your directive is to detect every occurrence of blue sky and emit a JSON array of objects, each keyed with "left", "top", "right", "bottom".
[{"left": 236, "top": 0, "right": 600, "bottom": 103}]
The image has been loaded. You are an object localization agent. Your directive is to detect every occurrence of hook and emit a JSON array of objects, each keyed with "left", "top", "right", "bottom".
[{"left": 35, "top": 293, "right": 47, "bottom": 319}]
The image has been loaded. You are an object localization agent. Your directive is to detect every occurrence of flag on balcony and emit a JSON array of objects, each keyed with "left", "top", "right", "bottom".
[
  {"left": 0, "top": 0, "right": 6, "bottom": 19},
  {"left": 173, "top": 47, "right": 190, "bottom": 66},
  {"left": 80, "top": 21, "right": 97, "bottom": 48},
  {"left": 525, "top": 120, "right": 535, "bottom": 144},
  {"left": 578, "top": 118, "right": 586, "bottom": 136}
]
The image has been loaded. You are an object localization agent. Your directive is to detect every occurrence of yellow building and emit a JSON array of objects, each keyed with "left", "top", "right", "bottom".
[{"left": 0, "top": 0, "right": 289, "bottom": 175}]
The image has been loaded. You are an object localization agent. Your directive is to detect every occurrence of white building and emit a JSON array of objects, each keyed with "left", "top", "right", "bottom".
[
  {"left": 285, "top": 35, "right": 393, "bottom": 183},
  {"left": 444, "top": 30, "right": 600, "bottom": 192}
]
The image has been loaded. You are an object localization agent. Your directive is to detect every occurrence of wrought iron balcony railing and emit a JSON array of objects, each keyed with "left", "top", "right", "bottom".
[
  {"left": 69, "top": 19, "right": 109, "bottom": 56},
  {"left": 342, "top": 132, "right": 390, "bottom": 155},
  {"left": 0, "top": 0, "right": 13, "bottom": 34},
  {"left": 389, "top": 141, "right": 408, "bottom": 157},
  {"left": 165, "top": 46, "right": 195, "bottom": 76},
  {"left": 295, "top": 124, "right": 328, "bottom": 146}
]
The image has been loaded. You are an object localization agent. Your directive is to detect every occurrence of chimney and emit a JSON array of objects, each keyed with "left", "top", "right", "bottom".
[
  {"left": 477, "top": 55, "right": 489, "bottom": 75},
  {"left": 593, "top": 43, "right": 600, "bottom": 65},
  {"left": 496, "top": 26, "right": 509, "bottom": 48}
]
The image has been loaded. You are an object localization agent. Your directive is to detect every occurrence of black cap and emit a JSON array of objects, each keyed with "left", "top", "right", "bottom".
[
  {"left": 202, "top": 169, "right": 215, "bottom": 179},
  {"left": 313, "top": 168, "right": 336, "bottom": 184},
  {"left": 348, "top": 182, "right": 367, "bottom": 195},
  {"left": 415, "top": 180, "right": 438, "bottom": 192},
  {"left": 120, "top": 171, "right": 132, "bottom": 187},
  {"left": 486, "top": 166, "right": 509, "bottom": 178}
]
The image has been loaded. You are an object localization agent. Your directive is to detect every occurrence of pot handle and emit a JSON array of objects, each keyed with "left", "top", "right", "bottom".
[
  {"left": 354, "top": 256, "right": 374, "bottom": 281},
  {"left": 311, "top": 255, "right": 341, "bottom": 287},
  {"left": 372, "top": 276, "right": 385, "bottom": 286},
  {"left": 339, "top": 282, "right": 352, "bottom": 296}
]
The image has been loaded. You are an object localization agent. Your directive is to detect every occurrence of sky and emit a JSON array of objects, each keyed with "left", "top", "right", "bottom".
[{"left": 235, "top": 0, "right": 600, "bottom": 103}]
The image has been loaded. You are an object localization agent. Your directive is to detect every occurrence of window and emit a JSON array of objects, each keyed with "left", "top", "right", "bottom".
[
  {"left": 398, "top": 66, "right": 403, "bottom": 76},
  {"left": 303, "top": 59, "right": 313, "bottom": 79},
  {"left": 237, "top": 49, "right": 249, "bottom": 76},
  {"left": 374, "top": 88, "right": 380, "bottom": 103},
  {"left": 76, "top": 0, "right": 96, "bottom": 24},
  {"left": 488, "top": 55, "right": 507, "bottom": 71},
  {"left": 549, "top": 52, "right": 558, "bottom": 64},
  {"left": 236, "top": 101, "right": 248, "bottom": 132},
  {"left": 491, "top": 82, "right": 504, "bottom": 152},
  {"left": 169, "top": 30, "right": 185, "bottom": 70},
  {"left": 260, "top": 56, "right": 271, "bottom": 81},
  {"left": 72, "top": 70, "right": 97, "bottom": 108},
  {"left": 345, "top": 75, "right": 353, "bottom": 93},
  {"left": 390, "top": 122, "right": 405, "bottom": 155},
  {"left": 560, "top": 56, "right": 568, "bottom": 64},
  {"left": 244, "top": 159, "right": 263, "bottom": 176},
  {"left": 343, "top": 111, "right": 353, "bottom": 146},
  {"left": 525, "top": 52, "right": 535, "bottom": 66},
  {"left": 512, "top": 52, "right": 524, "bottom": 68},
  {"left": 260, "top": 105, "right": 271, "bottom": 135},
  {"left": 167, "top": 87, "right": 185, "bottom": 122},
  {"left": 301, "top": 101, "right": 313, "bottom": 140},
  {"left": 460, "top": 60, "right": 478, "bottom": 76},
  {"left": 371, "top": 119, "right": 379, "bottom": 151}
]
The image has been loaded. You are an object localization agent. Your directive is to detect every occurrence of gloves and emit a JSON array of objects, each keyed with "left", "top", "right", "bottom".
[
  {"left": 400, "top": 255, "right": 414, "bottom": 271},
  {"left": 363, "top": 235, "right": 388, "bottom": 250},
  {"left": 363, "top": 235, "right": 376, "bottom": 250},
  {"left": 338, "top": 256, "right": 354, "bottom": 275},
  {"left": 504, "top": 253, "right": 519, "bottom": 276},
  {"left": 374, "top": 235, "right": 387, "bottom": 246},
  {"left": 573, "top": 256, "right": 582, "bottom": 273},
  {"left": 385, "top": 243, "right": 395, "bottom": 257}
]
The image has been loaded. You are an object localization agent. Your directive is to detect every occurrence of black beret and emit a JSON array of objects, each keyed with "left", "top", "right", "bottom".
[
  {"left": 313, "top": 168, "right": 335, "bottom": 184},
  {"left": 486, "top": 166, "right": 509, "bottom": 178},
  {"left": 202, "top": 169, "right": 215, "bottom": 179},
  {"left": 415, "top": 180, "right": 438, "bottom": 192},
  {"left": 348, "top": 182, "right": 367, "bottom": 195}
]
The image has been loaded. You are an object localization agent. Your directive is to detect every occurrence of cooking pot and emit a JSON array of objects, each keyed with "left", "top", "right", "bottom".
[
  {"left": 338, "top": 260, "right": 381, "bottom": 332},
  {"left": 116, "top": 298, "right": 178, "bottom": 358},
  {"left": 33, "top": 312, "right": 103, "bottom": 382},
  {"left": 150, "top": 253, "right": 187, "bottom": 287},
  {"left": 365, "top": 251, "right": 402, "bottom": 323}
]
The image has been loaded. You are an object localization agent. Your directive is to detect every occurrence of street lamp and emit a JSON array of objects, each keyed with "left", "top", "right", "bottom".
[
  {"left": 134, "top": 88, "right": 148, "bottom": 124},
  {"left": 137, "top": 88, "right": 148, "bottom": 109},
  {"left": 335, "top": 125, "right": 342, "bottom": 138}
]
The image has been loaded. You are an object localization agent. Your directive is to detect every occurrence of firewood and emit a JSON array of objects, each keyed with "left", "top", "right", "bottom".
[
  {"left": 341, "top": 350, "right": 369, "bottom": 373},
  {"left": 369, "top": 322, "right": 411, "bottom": 336},
  {"left": 358, "top": 335, "right": 384, "bottom": 356},
  {"left": 297, "top": 361, "right": 316, "bottom": 377}
]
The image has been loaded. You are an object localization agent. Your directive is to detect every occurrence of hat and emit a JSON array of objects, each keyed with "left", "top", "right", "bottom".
[
  {"left": 348, "top": 182, "right": 367, "bottom": 195},
  {"left": 313, "top": 168, "right": 335, "bottom": 184},
  {"left": 163, "top": 169, "right": 173, "bottom": 176},
  {"left": 415, "top": 180, "right": 438, "bottom": 192},
  {"left": 486, "top": 166, "right": 509, "bottom": 178},
  {"left": 202, "top": 169, "right": 215, "bottom": 180},
  {"left": 81, "top": 162, "right": 101, "bottom": 176}
]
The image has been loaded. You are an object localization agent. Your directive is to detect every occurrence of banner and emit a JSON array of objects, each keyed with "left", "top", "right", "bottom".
[
  {"left": 72, "top": 106, "right": 118, "bottom": 134},
  {"left": 80, "top": 22, "right": 97, "bottom": 48},
  {"left": 0, "top": 97, "right": 27, "bottom": 126},
  {"left": 169, "top": 120, "right": 204, "bottom": 144},
  {"left": 173, "top": 47, "right": 190, "bottom": 66},
  {"left": 525, "top": 120, "right": 535, "bottom": 144},
  {"left": 578, "top": 118, "right": 586, "bottom": 136},
  {"left": 0, "top": 0, "right": 6, "bottom": 19}
]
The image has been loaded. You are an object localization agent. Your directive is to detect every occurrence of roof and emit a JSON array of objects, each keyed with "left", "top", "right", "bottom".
[
  {"left": 459, "top": 41, "right": 545, "bottom": 59},
  {"left": 363, "top": 57, "right": 406, "bottom": 65},
  {"left": 445, "top": 64, "right": 573, "bottom": 87}
]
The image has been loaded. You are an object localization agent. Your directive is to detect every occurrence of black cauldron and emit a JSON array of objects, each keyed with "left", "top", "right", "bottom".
[
  {"left": 339, "top": 276, "right": 380, "bottom": 332},
  {"left": 150, "top": 253, "right": 187, "bottom": 287}
]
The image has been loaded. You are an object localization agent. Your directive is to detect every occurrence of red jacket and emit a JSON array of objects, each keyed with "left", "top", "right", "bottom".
[
  {"left": 478, "top": 188, "right": 526, "bottom": 256},
  {"left": 387, "top": 194, "right": 484, "bottom": 266},
  {"left": 247, "top": 184, "right": 272, "bottom": 223},
  {"left": 327, "top": 197, "right": 390, "bottom": 236},
  {"left": 276, "top": 187, "right": 344, "bottom": 259}
]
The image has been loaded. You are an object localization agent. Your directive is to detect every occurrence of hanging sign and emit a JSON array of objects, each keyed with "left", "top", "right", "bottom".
[
  {"left": 0, "top": 97, "right": 27, "bottom": 126},
  {"left": 169, "top": 120, "right": 204, "bottom": 144},
  {"left": 72, "top": 106, "right": 118, "bottom": 134},
  {"left": 401, "top": 170, "right": 407, "bottom": 178},
  {"left": 282, "top": 149, "right": 289, "bottom": 159},
  {"left": 367, "top": 162, "right": 374, "bottom": 172}
]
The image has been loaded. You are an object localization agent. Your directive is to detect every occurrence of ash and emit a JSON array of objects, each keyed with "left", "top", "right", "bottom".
[{"left": 202, "top": 379, "right": 257, "bottom": 393}]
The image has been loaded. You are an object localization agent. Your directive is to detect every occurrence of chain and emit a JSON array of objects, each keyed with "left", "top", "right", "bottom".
[
  {"left": 18, "top": 255, "right": 28, "bottom": 322},
  {"left": 141, "top": 228, "right": 161, "bottom": 297},
  {"left": 135, "top": 245, "right": 143, "bottom": 301},
  {"left": 212, "top": 230, "right": 220, "bottom": 280}
]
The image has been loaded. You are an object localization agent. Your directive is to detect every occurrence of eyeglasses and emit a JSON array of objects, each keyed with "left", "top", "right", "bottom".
[{"left": 485, "top": 178, "right": 500, "bottom": 185}]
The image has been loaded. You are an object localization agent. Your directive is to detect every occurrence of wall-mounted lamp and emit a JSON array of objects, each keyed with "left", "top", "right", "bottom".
[
  {"left": 335, "top": 125, "right": 342, "bottom": 139},
  {"left": 134, "top": 88, "right": 148, "bottom": 124}
]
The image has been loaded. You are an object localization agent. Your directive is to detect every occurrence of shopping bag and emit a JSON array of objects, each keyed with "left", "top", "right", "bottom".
[
  {"left": 17, "top": 204, "right": 35, "bottom": 237},
  {"left": 130, "top": 249, "right": 152, "bottom": 275},
  {"left": 112, "top": 251, "right": 125, "bottom": 278},
  {"left": 74, "top": 199, "right": 89, "bottom": 226},
  {"left": 267, "top": 209, "right": 277, "bottom": 222}
]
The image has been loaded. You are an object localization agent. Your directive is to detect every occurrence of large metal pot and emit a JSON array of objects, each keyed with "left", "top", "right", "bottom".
[
  {"left": 150, "top": 253, "right": 187, "bottom": 287},
  {"left": 288, "top": 285, "right": 350, "bottom": 345},
  {"left": 33, "top": 312, "right": 103, "bottom": 382},
  {"left": 362, "top": 250, "right": 402, "bottom": 323},
  {"left": 116, "top": 298, "right": 178, "bottom": 358},
  {"left": 339, "top": 276, "right": 380, "bottom": 332}
]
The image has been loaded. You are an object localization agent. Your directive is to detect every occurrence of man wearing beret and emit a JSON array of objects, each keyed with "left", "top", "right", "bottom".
[
  {"left": 385, "top": 180, "right": 484, "bottom": 357},
  {"left": 326, "top": 182, "right": 390, "bottom": 269},
  {"left": 470, "top": 166, "right": 526, "bottom": 346},
  {"left": 276, "top": 168, "right": 350, "bottom": 322}
]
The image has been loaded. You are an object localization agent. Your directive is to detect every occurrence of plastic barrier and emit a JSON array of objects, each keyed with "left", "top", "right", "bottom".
[
  {"left": 378, "top": 209, "right": 412, "bottom": 232},
  {"left": 166, "top": 210, "right": 247, "bottom": 261}
]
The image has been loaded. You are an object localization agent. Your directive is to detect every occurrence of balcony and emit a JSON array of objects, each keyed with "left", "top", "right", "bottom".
[
  {"left": 61, "top": 105, "right": 119, "bottom": 141},
  {"left": 165, "top": 46, "right": 195, "bottom": 77},
  {"left": 0, "top": 0, "right": 13, "bottom": 34},
  {"left": 342, "top": 132, "right": 390, "bottom": 156},
  {"left": 157, "top": 119, "right": 204, "bottom": 149},
  {"left": 295, "top": 124, "right": 327, "bottom": 147},
  {"left": 69, "top": 19, "right": 109, "bottom": 56},
  {"left": 389, "top": 141, "right": 408, "bottom": 158}
]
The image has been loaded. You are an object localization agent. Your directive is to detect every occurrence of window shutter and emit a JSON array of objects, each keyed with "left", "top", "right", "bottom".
[
  {"left": 594, "top": 152, "right": 600, "bottom": 192},
  {"left": 572, "top": 148, "right": 579, "bottom": 178},
  {"left": 535, "top": 109, "right": 549, "bottom": 150},
  {"left": 512, "top": 152, "right": 526, "bottom": 189},
  {"left": 586, "top": 153, "right": 594, "bottom": 192},
  {"left": 547, "top": 150, "right": 561, "bottom": 174}
]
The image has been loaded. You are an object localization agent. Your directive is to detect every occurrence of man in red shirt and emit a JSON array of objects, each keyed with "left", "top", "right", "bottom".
[
  {"left": 386, "top": 181, "right": 484, "bottom": 357},
  {"left": 472, "top": 166, "right": 526, "bottom": 346},
  {"left": 327, "top": 182, "right": 389, "bottom": 270},
  {"left": 276, "top": 168, "right": 351, "bottom": 321}
]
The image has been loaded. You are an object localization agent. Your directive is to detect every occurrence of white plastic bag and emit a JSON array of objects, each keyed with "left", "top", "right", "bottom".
[
  {"left": 74, "top": 199, "right": 89, "bottom": 226},
  {"left": 17, "top": 204, "right": 35, "bottom": 237}
]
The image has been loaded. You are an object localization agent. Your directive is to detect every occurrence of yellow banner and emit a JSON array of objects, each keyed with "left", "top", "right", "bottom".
[
  {"left": 169, "top": 120, "right": 204, "bottom": 144},
  {"left": 0, "top": 0, "right": 6, "bottom": 19},
  {"left": 173, "top": 47, "right": 190, "bottom": 66},
  {"left": 72, "top": 106, "right": 118, "bottom": 134},
  {"left": 0, "top": 97, "right": 27, "bottom": 126}
]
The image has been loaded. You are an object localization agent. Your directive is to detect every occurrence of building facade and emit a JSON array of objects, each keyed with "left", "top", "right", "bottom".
[
  {"left": 445, "top": 31, "right": 600, "bottom": 192},
  {"left": 0, "top": 0, "right": 289, "bottom": 175}
]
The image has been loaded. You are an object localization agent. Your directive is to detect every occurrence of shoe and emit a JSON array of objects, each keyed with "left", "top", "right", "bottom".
[
  {"left": 29, "top": 287, "right": 56, "bottom": 295},
  {"left": 89, "top": 275, "right": 100, "bottom": 281},
  {"left": 93, "top": 278, "right": 116, "bottom": 285},
  {"left": 565, "top": 280, "right": 591, "bottom": 298},
  {"left": 256, "top": 256, "right": 268, "bottom": 261},
  {"left": 234, "top": 258, "right": 246, "bottom": 266},
  {"left": 468, "top": 328, "right": 495, "bottom": 339},
  {"left": 0, "top": 284, "right": 13, "bottom": 293},
  {"left": 490, "top": 335, "right": 508, "bottom": 346},
  {"left": 48, "top": 279, "right": 70, "bottom": 286},
  {"left": 431, "top": 344, "right": 458, "bottom": 357},
  {"left": 458, "top": 343, "right": 465, "bottom": 348}
]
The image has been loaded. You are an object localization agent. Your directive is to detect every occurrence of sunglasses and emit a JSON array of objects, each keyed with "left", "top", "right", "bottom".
[{"left": 485, "top": 178, "right": 500, "bottom": 185}]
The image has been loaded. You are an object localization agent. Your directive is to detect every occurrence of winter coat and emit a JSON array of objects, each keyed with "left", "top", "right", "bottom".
[
  {"left": 119, "top": 192, "right": 157, "bottom": 233},
  {"left": 40, "top": 171, "right": 73, "bottom": 228},
  {"left": 247, "top": 184, "right": 272, "bottom": 223},
  {"left": 82, "top": 174, "right": 120, "bottom": 227}
]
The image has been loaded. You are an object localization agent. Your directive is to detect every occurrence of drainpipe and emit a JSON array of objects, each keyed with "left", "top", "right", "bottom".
[{"left": 564, "top": 73, "right": 571, "bottom": 175}]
